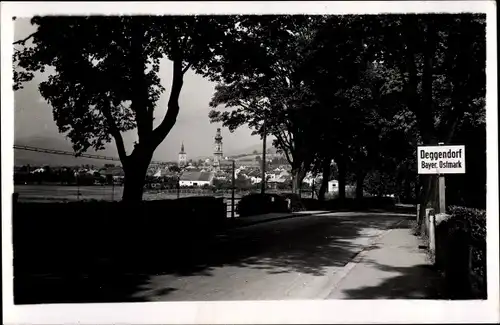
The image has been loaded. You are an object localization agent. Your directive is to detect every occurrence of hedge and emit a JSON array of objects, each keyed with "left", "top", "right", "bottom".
[
  {"left": 435, "top": 205, "right": 487, "bottom": 299},
  {"left": 237, "top": 193, "right": 289, "bottom": 217},
  {"left": 12, "top": 197, "right": 227, "bottom": 275},
  {"left": 300, "top": 196, "right": 396, "bottom": 211},
  {"left": 280, "top": 193, "right": 306, "bottom": 212}
]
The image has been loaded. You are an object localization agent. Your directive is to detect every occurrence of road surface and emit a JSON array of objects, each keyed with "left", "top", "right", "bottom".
[{"left": 14, "top": 211, "right": 413, "bottom": 304}]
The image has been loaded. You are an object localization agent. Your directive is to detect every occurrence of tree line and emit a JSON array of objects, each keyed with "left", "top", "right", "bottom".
[{"left": 14, "top": 15, "right": 486, "bottom": 217}]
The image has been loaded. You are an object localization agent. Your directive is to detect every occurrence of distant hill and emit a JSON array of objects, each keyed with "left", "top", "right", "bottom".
[
  {"left": 13, "top": 135, "right": 284, "bottom": 167},
  {"left": 14, "top": 136, "right": 121, "bottom": 167},
  {"left": 189, "top": 141, "right": 279, "bottom": 162},
  {"left": 227, "top": 141, "right": 277, "bottom": 157}
]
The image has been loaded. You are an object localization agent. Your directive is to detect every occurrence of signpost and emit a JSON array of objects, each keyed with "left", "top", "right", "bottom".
[{"left": 417, "top": 144, "right": 466, "bottom": 213}]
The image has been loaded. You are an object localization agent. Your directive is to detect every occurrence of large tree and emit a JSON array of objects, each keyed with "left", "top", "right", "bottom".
[
  {"left": 13, "top": 15, "right": 244, "bottom": 202},
  {"left": 300, "top": 14, "right": 485, "bottom": 210},
  {"left": 208, "top": 16, "right": 327, "bottom": 193},
  {"left": 373, "top": 14, "right": 486, "bottom": 221},
  {"left": 298, "top": 16, "right": 377, "bottom": 201}
]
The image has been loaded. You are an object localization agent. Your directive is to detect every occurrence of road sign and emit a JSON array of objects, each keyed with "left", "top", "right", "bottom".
[{"left": 417, "top": 145, "right": 466, "bottom": 175}]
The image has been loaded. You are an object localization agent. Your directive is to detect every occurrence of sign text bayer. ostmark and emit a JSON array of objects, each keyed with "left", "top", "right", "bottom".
[{"left": 417, "top": 145, "right": 465, "bottom": 174}]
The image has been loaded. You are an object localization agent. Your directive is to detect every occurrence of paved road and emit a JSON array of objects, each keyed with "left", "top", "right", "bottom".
[
  {"left": 127, "top": 211, "right": 411, "bottom": 302},
  {"left": 14, "top": 211, "right": 413, "bottom": 304}
]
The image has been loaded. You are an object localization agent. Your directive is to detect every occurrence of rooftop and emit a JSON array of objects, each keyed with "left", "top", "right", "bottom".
[{"left": 180, "top": 171, "right": 214, "bottom": 182}]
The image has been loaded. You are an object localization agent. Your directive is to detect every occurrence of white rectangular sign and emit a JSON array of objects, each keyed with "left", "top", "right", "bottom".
[{"left": 417, "top": 145, "right": 466, "bottom": 174}]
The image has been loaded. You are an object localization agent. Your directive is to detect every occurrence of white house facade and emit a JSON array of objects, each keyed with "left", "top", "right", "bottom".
[
  {"left": 179, "top": 171, "right": 215, "bottom": 187},
  {"left": 328, "top": 180, "right": 339, "bottom": 193}
]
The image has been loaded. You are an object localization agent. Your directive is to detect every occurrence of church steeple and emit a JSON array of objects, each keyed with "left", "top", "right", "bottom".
[
  {"left": 178, "top": 142, "right": 187, "bottom": 166},
  {"left": 213, "top": 128, "right": 223, "bottom": 169}
]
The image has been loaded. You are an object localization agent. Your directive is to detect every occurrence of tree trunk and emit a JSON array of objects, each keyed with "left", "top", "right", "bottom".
[
  {"left": 291, "top": 168, "right": 305, "bottom": 195},
  {"left": 122, "top": 151, "right": 152, "bottom": 203},
  {"left": 337, "top": 158, "right": 346, "bottom": 201},
  {"left": 403, "top": 168, "right": 412, "bottom": 203},
  {"left": 355, "top": 169, "right": 365, "bottom": 200},
  {"left": 318, "top": 158, "right": 331, "bottom": 201}
]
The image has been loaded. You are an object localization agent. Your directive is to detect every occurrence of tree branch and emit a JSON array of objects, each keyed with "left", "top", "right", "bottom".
[
  {"left": 102, "top": 103, "right": 128, "bottom": 163},
  {"left": 274, "top": 132, "right": 293, "bottom": 166},
  {"left": 152, "top": 59, "right": 184, "bottom": 148},
  {"left": 182, "top": 62, "right": 192, "bottom": 74},
  {"left": 129, "top": 21, "right": 152, "bottom": 144},
  {"left": 13, "top": 32, "right": 36, "bottom": 46}
]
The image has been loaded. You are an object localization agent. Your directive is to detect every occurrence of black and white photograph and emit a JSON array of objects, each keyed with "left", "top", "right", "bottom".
[{"left": 2, "top": 1, "right": 498, "bottom": 324}]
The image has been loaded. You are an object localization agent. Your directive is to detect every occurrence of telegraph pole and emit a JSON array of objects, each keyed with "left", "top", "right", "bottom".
[
  {"left": 261, "top": 115, "right": 267, "bottom": 195},
  {"left": 231, "top": 159, "right": 236, "bottom": 219},
  {"left": 438, "top": 142, "right": 446, "bottom": 213}
]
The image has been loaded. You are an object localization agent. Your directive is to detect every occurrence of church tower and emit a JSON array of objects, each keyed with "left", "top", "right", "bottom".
[
  {"left": 213, "top": 128, "right": 223, "bottom": 168},
  {"left": 178, "top": 142, "right": 187, "bottom": 167}
]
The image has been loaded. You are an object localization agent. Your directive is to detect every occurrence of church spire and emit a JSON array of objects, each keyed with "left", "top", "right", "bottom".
[{"left": 178, "top": 142, "right": 187, "bottom": 167}]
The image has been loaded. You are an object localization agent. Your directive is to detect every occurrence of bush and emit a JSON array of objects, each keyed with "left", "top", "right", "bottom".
[
  {"left": 280, "top": 193, "right": 306, "bottom": 212},
  {"left": 301, "top": 198, "right": 324, "bottom": 210},
  {"left": 237, "top": 193, "right": 289, "bottom": 217},
  {"left": 447, "top": 206, "right": 486, "bottom": 280},
  {"left": 436, "top": 205, "right": 487, "bottom": 299},
  {"left": 13, "top": 197, "right": 227, "bottom": 275},
  {"left": 447, "top": 206, "right": 486, "bottom": 244},
  {"left": 321, "top": 196, "right": 396, "bottom": 210}
]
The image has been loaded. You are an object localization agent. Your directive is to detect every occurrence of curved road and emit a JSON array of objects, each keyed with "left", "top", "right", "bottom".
[
  {"left": 14, "top": 211, "right": 413, "bottom": 304},
  {"left": 129, "top": 211, "right": 410, "bottom": 301}
]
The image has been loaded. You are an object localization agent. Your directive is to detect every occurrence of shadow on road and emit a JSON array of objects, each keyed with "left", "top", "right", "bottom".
[
  {"left": 14, "top": 211, "right": 413, "bottom": 304},
  {"left": 338, "top": 260, "right": 445, "bottom": 299},
  {"left": 331, "top": 220, "right": 446, "bottom": 300}
]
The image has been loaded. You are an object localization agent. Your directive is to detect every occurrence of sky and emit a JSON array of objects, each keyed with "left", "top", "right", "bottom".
[{"left": 13, "top": 18, "right": 264, "bottom": 162}]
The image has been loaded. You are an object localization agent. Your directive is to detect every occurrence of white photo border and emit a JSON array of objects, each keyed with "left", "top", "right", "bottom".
[{"left": 2, "top": 1, "right": 498, "bottom": 324}]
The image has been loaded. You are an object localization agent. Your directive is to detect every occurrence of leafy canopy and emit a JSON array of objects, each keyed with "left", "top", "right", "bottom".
[{"left": 13, "top": 15, "right": 244, "bottom": 158}]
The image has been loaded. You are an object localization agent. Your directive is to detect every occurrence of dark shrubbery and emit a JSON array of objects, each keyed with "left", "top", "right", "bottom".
[
  {"left": 301, "top": 198, "right": 324, "bottom": 210},
  {"left": 237, "top": 193, "right": 289, "bottom": 217},
  {"left": 299, "top": 196, "right": 397, "bottom": 211},
  {"left": 280, "top": 193, "right": 306, "bottom": 212},
  {"left": 13, "top": 197, "right": 226, "bottom": 275},
  {"left": 436, "top": 205, "right": 486, "bottom": 299},
  {"left": 236, "top": 194, "right": 397, "bottom": 215}
]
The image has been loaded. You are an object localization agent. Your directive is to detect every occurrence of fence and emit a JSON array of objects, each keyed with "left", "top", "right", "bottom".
[{"left": 226, "top": 197, "right": 241, "bottom": 219}]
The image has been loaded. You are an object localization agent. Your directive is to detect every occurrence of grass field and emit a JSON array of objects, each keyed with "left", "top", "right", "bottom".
[
  {"left": 13, "top": 185, "right": 243, "bottom": 217},
  {"left": 13, "top": 185, "right": 245, "bottom": 202}
]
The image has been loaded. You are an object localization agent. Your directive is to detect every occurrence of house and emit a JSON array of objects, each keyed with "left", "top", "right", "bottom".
[
  {"left": 250, "top": 176, "right": 262, "bottom": 184},
  {"left": 303, "top": 175, "right": 322, "bottom": 187},
  {"left": 246, "top": 169, "right": 261, "bottom": 178},
  {"left": 31, "top": 167, "right": 46, "bottom": 173},
  {"left": 100, "top": 166, "right": 125, "bottom": 183},
  {"left": 101, "top": 166, "right": 124, "bottom": 176},
  {"left": 179, "top": 171, "right": 215, "bottom": 187},
  {"left": 267, "top": 176, "right": 288, "bottom": 189},
  {"left": 328, "top": 180, "right": 339, "bottom": 193},
  {"left": 279, "top": 170, "right": 290, "bottom": 178},
  {"left": 152, "top": 168, "right": 176, "bottom": 178}
]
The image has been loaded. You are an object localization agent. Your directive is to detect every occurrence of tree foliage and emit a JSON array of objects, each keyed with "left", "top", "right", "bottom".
[
  {"left": 299, "top": 14, "right": 485, "bottom": 206},
  {"left": 13, "top": 15, "right": 249, "bottom": 201},
  {"left": 208, "top": 16, "right": 327, "bottom": 193},
  {"left": 13, "top": 14, "right": 486, "bottom": 206}
]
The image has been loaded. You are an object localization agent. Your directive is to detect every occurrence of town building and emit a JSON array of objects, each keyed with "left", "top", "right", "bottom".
[
  {"left": 250, "top": 176, "right": 262, "bottom": 184},
  {"left": 179, "top": 171, "right": 215, "bottom": 187},
  {"left": 328, "top": 180, "right": 339, "bottom": 193},
  {"left": 178, "top": 142, "right": 187, "bottom": 167},
  {"left": 213, "top": 128, "right": 223, "bottom": 169}
]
